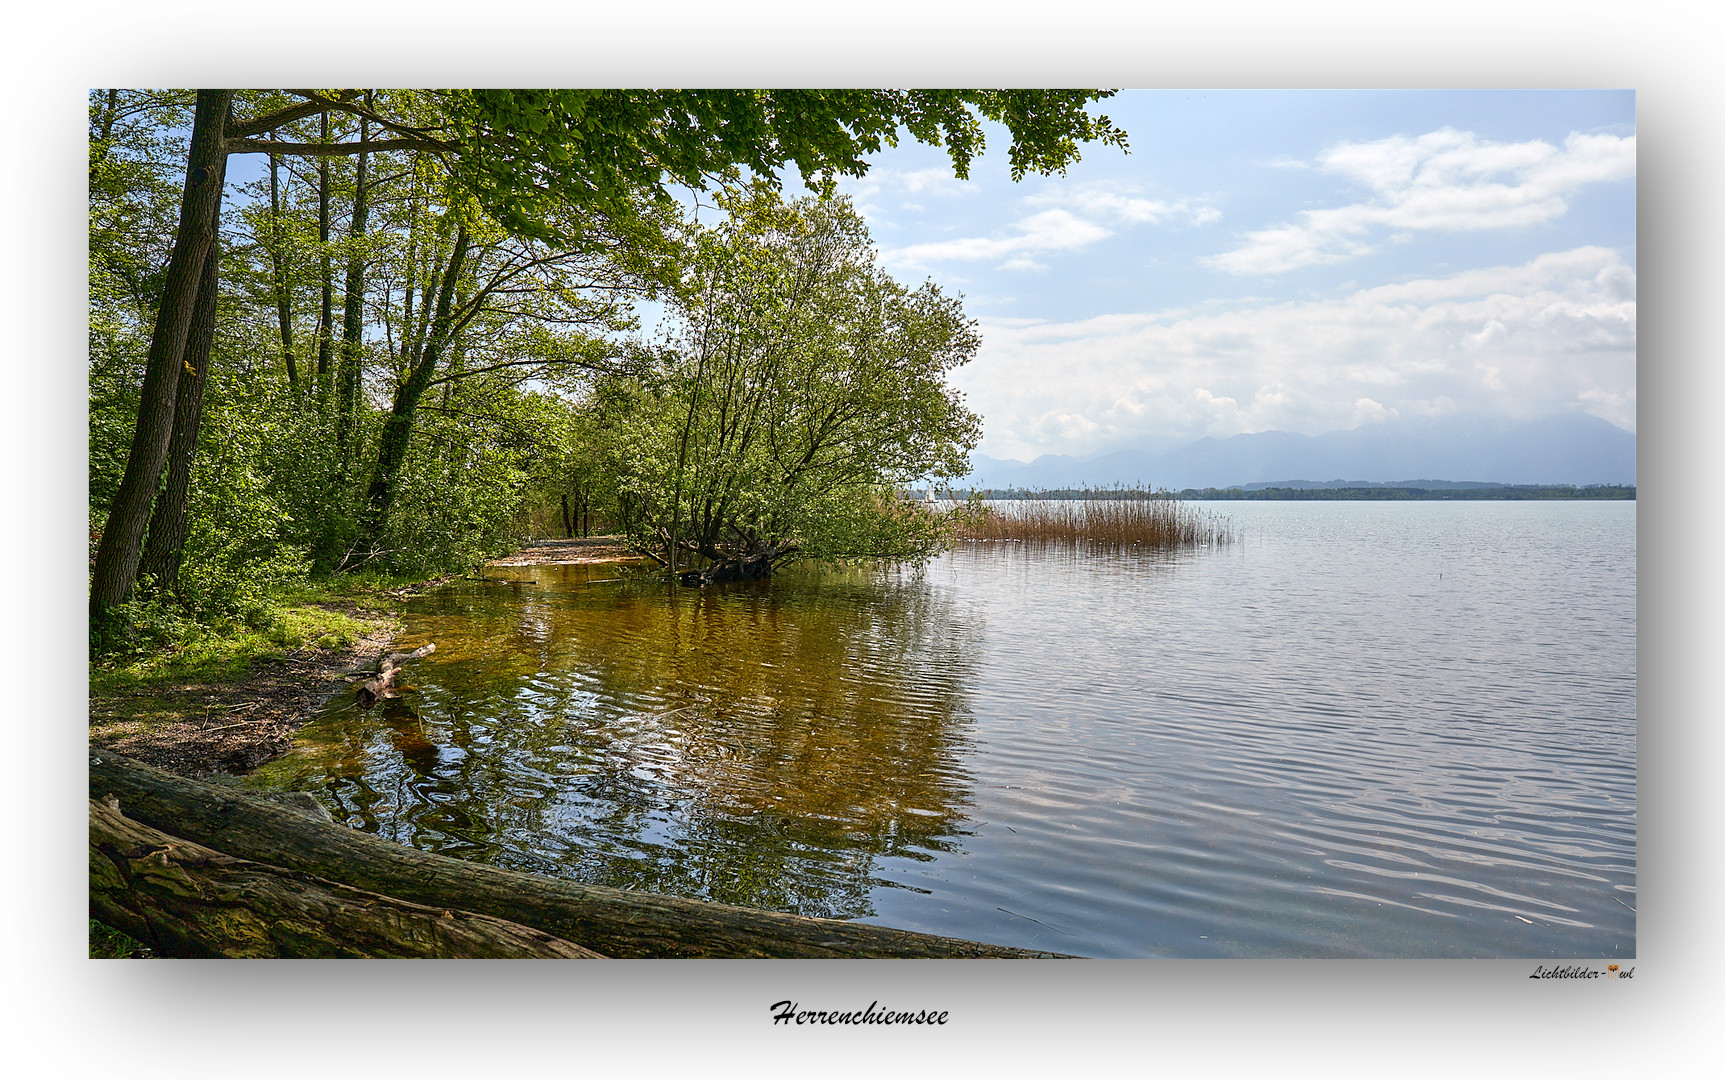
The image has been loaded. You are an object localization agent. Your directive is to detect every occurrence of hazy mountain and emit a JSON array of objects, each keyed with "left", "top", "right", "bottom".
[{"left": 960, "top": 414, "right": 1636, "bottom": 491}]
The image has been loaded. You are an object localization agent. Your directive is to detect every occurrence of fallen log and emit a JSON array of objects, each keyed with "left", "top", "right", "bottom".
[
  {"left": 90, "top": 795, "right": 604, "bottom": 958},
  {"left": 357, "top": 643, "right": 435, "bottom": 704},
  {"left": 90, "top": 752, "right": 1074, "bottom": 958}
]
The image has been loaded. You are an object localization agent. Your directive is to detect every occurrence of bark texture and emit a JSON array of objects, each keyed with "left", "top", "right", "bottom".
[
  {"left": 89, "top": 90, "right": 233, "bottom": 617},
  {"left": 315, "top": 111, "right": 333, "bottom": 385},
  {"left": 267, "top": 142, "right": 297, "bottom": 388},
  {"left": 335, "top": 113, "right": 370, "bottom": 467},
  {"left": 90, "top": 753, "right": 1074, "bottom": 959},
  {"left": 90, "top": 795, "right": 603, "bottom": 958},
  {"left": 137, "top": 178, "right": 226, "bottom": 594}
]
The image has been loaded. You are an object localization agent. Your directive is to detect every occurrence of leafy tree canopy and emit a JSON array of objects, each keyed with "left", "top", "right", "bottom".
[
  {"left": 597, "top": 188, "right": 981, "bottom": 576},
  {"left": 88, "top": 86, "right": 1129, "bottom": 630},
  {"left": 449, "top": 89, "right": 1127, "bottom": 240}
]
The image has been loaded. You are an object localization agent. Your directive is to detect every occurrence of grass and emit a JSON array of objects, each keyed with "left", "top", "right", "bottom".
[
  {"left": 86, "top": 571, "right": 460, "bottom": 959},
  {"left": 949, "top": 487, "right": 1234, "bottom": 548},
  {"left": 88, "top": 573, "right": 418, "bottom": 723},
  {"left": 89, "top": 920, "right": 155, "bottom": 959},
  {"left": 92, "top": 593, "right": 391, "bottom": 694}
]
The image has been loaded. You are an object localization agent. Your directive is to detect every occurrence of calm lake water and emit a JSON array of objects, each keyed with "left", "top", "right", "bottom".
[{"left": 249, "top": 500, "right": 1636, "bottom": 958}]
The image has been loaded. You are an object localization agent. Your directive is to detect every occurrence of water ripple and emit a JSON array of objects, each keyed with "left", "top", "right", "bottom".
[{"left": 253, "top": 501, "right": 1635, "bottom": 957}]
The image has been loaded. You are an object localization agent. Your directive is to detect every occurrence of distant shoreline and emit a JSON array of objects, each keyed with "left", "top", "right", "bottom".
[
  {"left": 1175, "top": 484, "right": 1635, "bottom": 501},
  {"left": 936, "top": 484, "right": 1635, "bottom": 502}
]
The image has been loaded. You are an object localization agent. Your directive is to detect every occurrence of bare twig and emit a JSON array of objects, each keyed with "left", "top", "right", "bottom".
[{"left": 204, "top": 718, "right": 271, "bottom": 733}]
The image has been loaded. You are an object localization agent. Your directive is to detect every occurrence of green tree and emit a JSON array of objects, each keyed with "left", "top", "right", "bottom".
[
  {"left": 351, "top": 189, "right": 659, "bottom": 567},
  {"left": 89, "top": 91, "right": 191, "bottom": 529},
  {"left": 602, "top": 189, "right": 980, "bottom": 581},
  {"left": 453, "top": 90, "right": 1126, "bottom": 240},
  {"left": 90, "top": 89, "right": 1126, "bottom": 621},
  {"left": 89, "top": 90, "right": 234, "bottom": 620}
]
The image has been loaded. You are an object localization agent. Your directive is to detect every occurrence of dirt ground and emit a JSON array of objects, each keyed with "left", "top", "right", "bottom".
[
  {"left": 88, "top": 538, "right": 643, "bottom": 779},
  {"left": 88, "top": 607, "right": 402, "bottom": 778},
  {"left": 483, "top": 535, "right": 644, "bottom": 567}
]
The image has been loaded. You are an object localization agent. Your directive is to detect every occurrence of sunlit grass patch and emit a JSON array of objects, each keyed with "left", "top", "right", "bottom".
[{"left": 89, "top": 591, "right": 397, "bottom": 700}]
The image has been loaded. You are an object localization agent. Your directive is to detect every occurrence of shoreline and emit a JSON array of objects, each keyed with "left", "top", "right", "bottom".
[
  {"left": 87, "top": 538, "right": 639, "bottom": 780},
  {"left": 483, "top": 535, "right": 643, "bottom": 567},
  {"left": 88, "top": 602, "right": 403, "bottom": 778}
]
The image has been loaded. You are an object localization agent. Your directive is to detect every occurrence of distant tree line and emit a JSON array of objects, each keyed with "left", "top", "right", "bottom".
[
  {"left": 1172, "top": 485, "right": 1636, "bottom": 501},
  {"left": 937, "top": 485, "right": 1635, "bottom": 501},
  {"left": 949, "top": 486, "right": 1179, "bottom": 501}
]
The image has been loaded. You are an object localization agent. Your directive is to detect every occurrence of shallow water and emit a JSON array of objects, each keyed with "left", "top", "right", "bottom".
[{"left": 249, "top": 501, "right": 1636, "bottom": 957}]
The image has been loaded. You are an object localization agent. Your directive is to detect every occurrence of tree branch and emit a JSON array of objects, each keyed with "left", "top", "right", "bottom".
[
  {"left": 228, "top": 98, "right": 334, "bottom": 139},
  {"left": 226, "top": 137, "right": 456, "bottom": 157},
  {"left": 422, "top": 353, "right": 627, "bottom": 389},
  {"left": 282, "top": 89, "right": 456, "bottom": 145}
]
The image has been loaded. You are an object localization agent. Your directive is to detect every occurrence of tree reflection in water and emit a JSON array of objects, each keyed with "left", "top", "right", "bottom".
[{"left": 251, "top": 561, "right": 985, "bottom": 920}]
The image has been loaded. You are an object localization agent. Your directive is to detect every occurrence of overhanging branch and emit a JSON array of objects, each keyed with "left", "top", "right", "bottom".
[
  {"left": 228, "top": 97, "right": 339, "bottom": 139},
  {"left": 283, "top": 89, "right": 456, "bottom": 145},
  {"left": 226, "top": 137, "right": 456, "bottom": 157}
]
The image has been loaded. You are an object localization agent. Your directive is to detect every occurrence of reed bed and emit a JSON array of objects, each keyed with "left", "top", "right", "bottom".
[{"left": 947, "top": 487, "right": 1234, "bottom": 548}]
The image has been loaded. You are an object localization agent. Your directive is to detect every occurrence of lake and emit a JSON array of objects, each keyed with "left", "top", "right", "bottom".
[{"left": 247, "top": 500, "right": 1636, "bottom": 958}]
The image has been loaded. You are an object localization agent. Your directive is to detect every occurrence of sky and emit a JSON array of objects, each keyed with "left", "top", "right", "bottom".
[
  {"left": 823, "top": 90, "right": 1636, "bottom": 463},
  {"left": 213, "top": 90, "right": 1637, "bottom": 467}
]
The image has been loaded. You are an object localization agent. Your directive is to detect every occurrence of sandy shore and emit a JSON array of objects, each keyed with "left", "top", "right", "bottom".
[{"left": 484, "top": 535, "right": 643, "bottom": 566}]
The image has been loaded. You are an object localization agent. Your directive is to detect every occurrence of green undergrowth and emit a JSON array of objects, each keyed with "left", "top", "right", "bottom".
[
  {"left": 89, "top": 573, "right": 422, "bottom": 700},
  {"left": 87, "top": 571, "right": 443, "bottom": 958},
  {"left": 89, "top": 920, "right": 155, "bottom": 959}
]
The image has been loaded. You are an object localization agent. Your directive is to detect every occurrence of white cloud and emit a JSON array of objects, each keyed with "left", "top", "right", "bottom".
[
  {"left": 955, "top": 247, "right": 1636, "bottom": 461},
  {"left": 1353, "top": 397, "right": 1399, "bottom": 424},
  {"left": 880, "top": 180, "right": 1218, "bottom": 274},
  {"left": 845, "top": 166, "right": 974, "bottom": 205},
  {"left": 885, "top": 208, "right": 1112, "bottom": 272},
  {"left": 1024, "top": 183, "right": 1221, "bottom": 227},
  {"left": 1206, "top": 129, "right": 1635, "bottom": 276},
  {"left": 838, "top": 166, "right": 977, "bottom": 228}
]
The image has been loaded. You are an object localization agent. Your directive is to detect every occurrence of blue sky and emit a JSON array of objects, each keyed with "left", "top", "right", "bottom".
[
  {"left": 217, "top": 89, "right": 1637, "bottom": 465},
  {"left": 825, "top": 90, "right": 1636, "bottom": 463}
]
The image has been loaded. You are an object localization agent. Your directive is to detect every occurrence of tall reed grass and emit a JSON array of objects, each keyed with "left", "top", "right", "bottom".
[{"left": 947, "top": 486, "right": 1234, "bottom": 548}]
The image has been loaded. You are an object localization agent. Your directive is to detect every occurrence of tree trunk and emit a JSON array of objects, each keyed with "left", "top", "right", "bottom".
[
  {"left": 335, "top": 112, "right": 370, "bottom": 471},
  {"left": 90, "top": 795, "right": 603, "bottom": 959},
  {"left": 89, "top": 88, "right": 120, "bottom": 181},
  {"left": 89, "top": 90, "right": 232, "bottom": 621},
  {"left": 561, "top": 492, "right": 572, "bottom": 538},
  {"left": 136, "top": 201, "right": 225, "bottom": 594},
  {"left": 267, "top": 136, "right": 297, "bottom": 389},
  {"left": 679, "top": 552, "right": 764, "bottom": 587},
  {"left": 314, "top": 110, "right": 333, "bottom": 389},
  {"left": 90, "top": 753, "right": 1072, "bottom": 959},
  {"left": 359, "top": 226, "right": 469, "bottom": 553}
]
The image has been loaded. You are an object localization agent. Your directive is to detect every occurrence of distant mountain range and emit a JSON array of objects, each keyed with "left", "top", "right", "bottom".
[{"left": 958, "top": 413, "right": 1636, "bottom": 491}]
